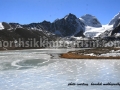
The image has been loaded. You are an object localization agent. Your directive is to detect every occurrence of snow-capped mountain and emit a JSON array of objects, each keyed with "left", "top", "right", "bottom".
[
  {"left": 79, "top": 14, "right": 113, "bottom": 38},
  {"left": 109, "top": 12, "right": 120, "bottom": 26},
  {"left": 80, "top": 14, "right": 102, "bottom": 27},
  {"left": 99, "top": 12, "right": 120, "bottom": 37},
  {"left": 0, "top": 13, "right": 105, "bottom": 38},
  {"left": 0, "top": 13, "right": 85, "bottom": 37},
  {"left": 51, "top": 13, "right": 85, "bottom": 37},
  {"left": 84, "top": 12, "right": 120, "bottom": 38},
  {"left": 2, "top": 12, "right": 120, "bottom": 41}
]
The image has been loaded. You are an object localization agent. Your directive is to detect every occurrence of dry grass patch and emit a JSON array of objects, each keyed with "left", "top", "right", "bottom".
[{"left": 60, "top": 47, "right": 120, "bottom": 59}]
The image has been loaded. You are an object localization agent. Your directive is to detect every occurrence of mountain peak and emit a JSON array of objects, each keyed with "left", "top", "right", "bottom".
[
  {"left": 64, "top": 13, "right": 77, "bottom": 20},
  {"left": 80, "top": 14, "right": 102, "bottom": 27},
  {"left": 51, "top": 13, "right": 85, "bottom": 37},
  {"left": 109, "top": 12, "right": 120, "bottom": 25},
  {"left": 84, "top": 14, "right": 93, "bottom": 16}
]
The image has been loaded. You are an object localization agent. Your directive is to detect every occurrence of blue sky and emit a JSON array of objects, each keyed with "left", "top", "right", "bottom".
[{"left": 0, "top": 0, "right": 120, "bottom": 24}]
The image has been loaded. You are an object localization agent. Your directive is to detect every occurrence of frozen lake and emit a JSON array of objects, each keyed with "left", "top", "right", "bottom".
[{"left": 0, "top": 48, "right": 120, "bottom": 90}]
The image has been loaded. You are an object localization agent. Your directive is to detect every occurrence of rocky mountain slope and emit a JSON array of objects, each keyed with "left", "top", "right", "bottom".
[
  {"left": 0, "top": 13, "right": 87, "bottom": 37},
  {"left": 0, "top": 28, "right": 58, "bottom": 50},
  {"left": 51, "top": 13, "right": 85, "bottom": 37}
]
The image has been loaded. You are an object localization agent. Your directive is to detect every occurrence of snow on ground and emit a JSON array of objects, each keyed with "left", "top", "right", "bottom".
[
  {"left": 100, "top": 52, "right": 120, "bottom": 57},
  {"left": 0, "top": 22, "right": 4, "bottom": 30},
  {"left": 85, "top": 53, "right": 96, "bottom": 56},
  {"left": 70, "top": 36, "right": 83, "bottom": 40},
  {"left": 114, "top": 33, "right": 120, "bottom": 37},
  {"left": 86, "top": 49, "right": 120, "bottom": 57},
  {"left": 84, "top": 25, "right": 113, "bottom": 37},
  {"left": 100, "top": 49, "right": 120, "bottom": 57}
]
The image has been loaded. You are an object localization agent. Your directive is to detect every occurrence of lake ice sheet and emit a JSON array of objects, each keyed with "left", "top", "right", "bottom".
[{"left": 0, "top": 49, "right": 120, "bottom": 90}]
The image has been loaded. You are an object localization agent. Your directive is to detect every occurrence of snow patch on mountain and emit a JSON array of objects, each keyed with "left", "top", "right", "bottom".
[
  {"left": 84, "top": 25, "right": 113, "bottom": 38},
  {"left": 114, "top": 33, "right": 120, "bottom": 37},
  {"left": 0, "top": 22, "right": 4, "bottom": 30}
]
